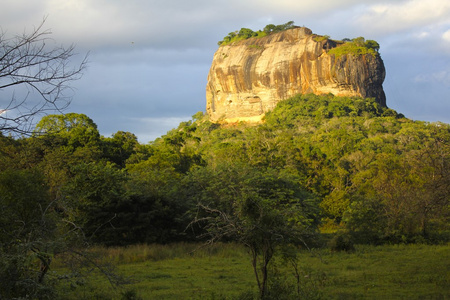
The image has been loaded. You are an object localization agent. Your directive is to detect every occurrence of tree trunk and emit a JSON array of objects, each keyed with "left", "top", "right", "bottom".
[{"left": 250, "top": 247, "right": 262, "bottom": 294}]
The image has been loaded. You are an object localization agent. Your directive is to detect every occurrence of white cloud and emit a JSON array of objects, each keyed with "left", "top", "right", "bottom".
[
  {"left": 443, "top": 29, "right": 450, "bottom": 42},
  {"left": 0, "top": 1, "right": 45, "bottom": 31},
  {"left": 252, "top": 0, "right": 367, "bottom": 13},
  {"left": 414, "top": 71, "right": 450, "bottom": 86},
  {"left": 2, "top": 0, "right": 414, "bottom": 51},
  {"left": 415, "top": 31, "right": 430, "bottom": 39},
  {"left": 357, "top": 0, "right": 450, "bottom": 35},
  {"left": 2, "top": 0, "right": 222, "bottom": 50}
]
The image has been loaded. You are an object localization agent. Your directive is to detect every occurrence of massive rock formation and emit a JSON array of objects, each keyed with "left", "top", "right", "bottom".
[{"left": 206, "top": 27, "right": 386, "bottom": 122}]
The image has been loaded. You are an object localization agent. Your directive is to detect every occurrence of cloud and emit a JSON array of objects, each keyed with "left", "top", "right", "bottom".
[
  {"left": 2, "top": 0, "right": 406, "bottom": 51},
  {"left": 245, "top": 0, "right": 363, "bottom": 13},
  {"left": 0, "top": 1, "right": 46, "bottom": 31},
  {"left": 357, "top": 0, "right": 450, "bottom": 35},
  {"left": 1, "top": 0, "right": 218, "bottom": 49},
  {"left": 443, "top": 29, "right": 450, "bottom": 42},
  {"left": 39, "top": 0, "right": 248, "bottom": 50},
  {"left": 414, "top": 71, "right": 450, "bottom": 86}
]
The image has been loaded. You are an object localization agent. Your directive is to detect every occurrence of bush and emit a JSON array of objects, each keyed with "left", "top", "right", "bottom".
[
  {"left": 218, "top": 21, "right": 295, "bottom": 46},
  {"left": 313, "top": 35, "right": 330, "bottom": 42},
  {"left": 121, "top": 289, "right": 143, "bottom": 300},
  {"left": 328, "top": 37, "right": 379, "bottom": 58},
  {"left": 328, "top": 232, "right": 355, "bottom": 252}
]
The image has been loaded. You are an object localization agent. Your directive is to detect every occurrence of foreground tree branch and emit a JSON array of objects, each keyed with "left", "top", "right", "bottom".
[{"left": 0, "top": 18, "right": 88, "bottom": 135}]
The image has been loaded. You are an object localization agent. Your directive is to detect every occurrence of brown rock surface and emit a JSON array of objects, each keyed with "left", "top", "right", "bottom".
[{"left": 206, "top": 27, "right": 386, "bottom": 122}]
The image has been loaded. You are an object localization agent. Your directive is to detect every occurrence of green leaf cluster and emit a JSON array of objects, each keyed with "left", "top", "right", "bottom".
[
  {"left": 262, "top": 21, "right": 296, "bottom": 34},
  {"left": 218, "top": 28, "right": 267, "bottom": 46},
  {"left": 328, "top": 37, "right": 380, "bottom": 58},
  {"left": 217, "top": 21, "right": 296, "bottom": 46}
]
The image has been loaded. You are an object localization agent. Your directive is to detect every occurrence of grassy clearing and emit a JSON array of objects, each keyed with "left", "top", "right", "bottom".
[
  {"left": 54, "top": 243, "right": 449, "bottom": 299},
  {"left": 298, "top": 244, "right": 449, "bottom": 299}
]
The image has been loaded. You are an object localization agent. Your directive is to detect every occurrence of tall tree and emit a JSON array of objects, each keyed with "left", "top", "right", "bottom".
[
  {"left": 0, "top": 168, "right": 61, "bottom": 298},
  {"left": 186, "top": 164, "right": 319, "bottom": 298},
  {"left": 102, "top": 131, "right": 139, "bottom": 167},
  {"left": 34, "top": 113, "right": 101, "bottom": 154}
]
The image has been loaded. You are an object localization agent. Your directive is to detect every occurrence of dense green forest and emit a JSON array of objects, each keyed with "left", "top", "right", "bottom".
[{"left": 1, "top": 94, "right": 449, "bottom": 298}]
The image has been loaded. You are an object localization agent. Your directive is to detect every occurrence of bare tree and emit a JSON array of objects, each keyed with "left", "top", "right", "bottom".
[{"left": 0, "top": 18, "right": 87, "bottom": 135}]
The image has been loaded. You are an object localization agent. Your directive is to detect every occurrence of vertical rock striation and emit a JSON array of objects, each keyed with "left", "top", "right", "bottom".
[{"left": 206, "top": 27, "right": 386, "bottom": 122}]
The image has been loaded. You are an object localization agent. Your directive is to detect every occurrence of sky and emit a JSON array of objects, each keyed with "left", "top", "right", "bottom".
[{"left": 1, "top": 0, "right": 449, "bottom": 143}]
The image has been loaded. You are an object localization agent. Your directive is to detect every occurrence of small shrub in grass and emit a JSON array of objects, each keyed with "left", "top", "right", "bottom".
[
  {"left": 264, "top": 277, "right": 299, "bottom": 300},
  {"left": 426, "top": 230, "right": 450, "bottom": 244},
  {"left": 262, "top": 266, "right": 325, "bottom": 300},
  {"left": 328, "top": 232, "right": 355, "bottom": 252},
  {"left": 121, "top": 288, "right": 142, "bottom": 300}
]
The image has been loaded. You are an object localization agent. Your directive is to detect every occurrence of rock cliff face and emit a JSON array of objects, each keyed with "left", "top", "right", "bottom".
[{"left": 206, "top": 27, "right": 386, "bottom": 122}]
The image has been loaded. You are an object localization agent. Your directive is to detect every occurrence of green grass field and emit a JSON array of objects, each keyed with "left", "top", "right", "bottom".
[{"left": 54, "top": 243, "right": 449, "bottom": 299}]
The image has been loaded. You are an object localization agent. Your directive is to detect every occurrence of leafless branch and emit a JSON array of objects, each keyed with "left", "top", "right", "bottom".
[{"left": 0, "top": 17, "right": 88, "bottom": 135}]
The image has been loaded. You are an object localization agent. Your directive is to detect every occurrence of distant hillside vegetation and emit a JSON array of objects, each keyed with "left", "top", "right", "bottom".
[
  {"left": 167, "top": 93, "right": 449, "bottom": 244},
  {"left": 2, "top": 93, "right": 448, "bottom": 251}
]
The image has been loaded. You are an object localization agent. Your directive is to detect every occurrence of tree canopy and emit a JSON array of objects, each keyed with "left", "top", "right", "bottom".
[{"left": 218, "top": 21, "right": 296, "bottom": 46}]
